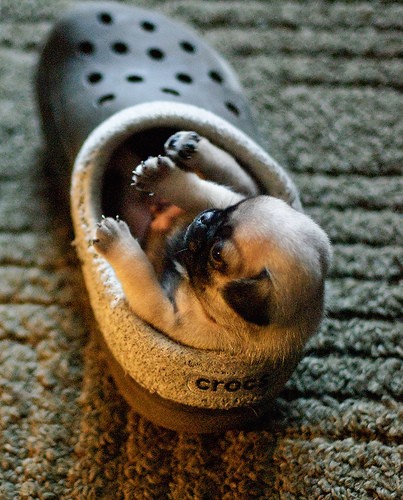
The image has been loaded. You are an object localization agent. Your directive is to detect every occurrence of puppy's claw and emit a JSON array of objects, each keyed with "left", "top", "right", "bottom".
[{"left": 131, "top": 155, "right": 174, "bottom": 195}]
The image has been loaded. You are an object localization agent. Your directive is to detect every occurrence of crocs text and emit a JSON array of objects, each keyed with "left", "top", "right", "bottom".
[{"left": 189, "top": 375, "right": 270, "bottom": 393}]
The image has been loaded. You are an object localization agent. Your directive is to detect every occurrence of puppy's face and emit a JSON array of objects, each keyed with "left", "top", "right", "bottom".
[{"left": 178, "top": 196, "right": 331, "bottom": 350}]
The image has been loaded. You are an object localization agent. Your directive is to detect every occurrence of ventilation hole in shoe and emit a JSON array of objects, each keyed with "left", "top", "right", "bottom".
[
  {"left": 161, "top": 88, "right": 180, "bottom": 96},
  {"left": 209, "top": 70, "right": 224, "bottom": 84},
  {"left": 225, "top": 102, "right": 240, "bottom": 116},
  {"left": 112, "top": 42, "right": 129, "bottom": 54},
  {"left": 148, "top": 48, "right": 165, "bottom": 60},
  {"left": 127, "top": 74, "right": 144, "bottom": 83},
  {"left": 87, "top": 72, "right": 103, "bottom": 84},
  {"left": 141, "top": 20, "right": 156, "bottom": 32},
  {"left": 98, "top": 94, "right": 115, "bottom": 105},
  {"left": 98, "top": 12, "right": 113, "bottom": 24},
  {"left": 78, "top": 41, "right": 95, "bottom": 55},
  {"left": 176, "top": 73, "right": 193, "bottom": 84},
  {"left": 180, "top": 41, "right": 196, "bottom": 53}
]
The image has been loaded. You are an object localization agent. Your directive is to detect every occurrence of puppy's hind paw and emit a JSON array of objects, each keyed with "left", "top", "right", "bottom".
[
  {"left": 131, "top": 155, "right": 174, "bottom": 193},
  {"left": 93, "top": 216, "right": 131, "bottom": 255},
  {"left": 164, "top": 131, "right": 201, "bottom": 164}
]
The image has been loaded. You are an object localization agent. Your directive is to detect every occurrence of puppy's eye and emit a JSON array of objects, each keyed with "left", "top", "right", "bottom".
[{"left": 210, "top": 240, "right": 224, "bottom": 264}]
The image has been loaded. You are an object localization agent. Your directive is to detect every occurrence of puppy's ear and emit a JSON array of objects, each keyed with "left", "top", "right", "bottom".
[{"left": 222, "top": 271, "right": 271, "bottom": 326}]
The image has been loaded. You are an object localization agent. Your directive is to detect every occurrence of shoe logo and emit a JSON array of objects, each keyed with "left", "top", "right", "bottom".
[{"left": 187, "top": 374, "right": 270, "bottom": 394}]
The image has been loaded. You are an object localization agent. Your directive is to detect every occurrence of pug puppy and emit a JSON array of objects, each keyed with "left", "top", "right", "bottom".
[{"left": 93, "top": 132, "right": 331, "bottom": 362}]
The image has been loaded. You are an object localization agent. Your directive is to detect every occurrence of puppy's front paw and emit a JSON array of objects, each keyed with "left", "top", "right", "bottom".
[
  {"left": 93, "top": 216, "right": 132, "bottom": 255},
  {"left": 164, "top": 131, "right": 201, "bottom": 164},
  {"left": 131, "top": 155, "right": 174, "bottom": 193}
]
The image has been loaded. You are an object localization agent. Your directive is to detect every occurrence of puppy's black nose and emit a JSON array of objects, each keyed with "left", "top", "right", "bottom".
[
  {"left": 197, "top": 209, "right": 217, "bottom": 226},
  {"left": 185, "top": 209, "right": 222, "bottom": 252}
]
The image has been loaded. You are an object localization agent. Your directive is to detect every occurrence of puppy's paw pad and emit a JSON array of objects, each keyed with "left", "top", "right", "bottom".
[
  {"left": 164, "top": 131, "right": 201, "bottom": 162},
  {"left": 93, "top": 216, "right": 130, "bottom": 254},
  {"left": 131, "top": 156, "right": 173, "bottom": 192}
]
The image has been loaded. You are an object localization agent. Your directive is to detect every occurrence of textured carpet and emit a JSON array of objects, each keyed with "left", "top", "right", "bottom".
[{"left": 0, "top": 0, "right": 402, "bottom": 498}]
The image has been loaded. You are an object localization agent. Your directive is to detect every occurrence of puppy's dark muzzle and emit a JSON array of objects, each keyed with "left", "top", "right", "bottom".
[
  {"left": 180, "top": 209, "right": 223, "bottom": 282},
  {"left": 184, "top": 209, "right": 222, "bottom": 252}
]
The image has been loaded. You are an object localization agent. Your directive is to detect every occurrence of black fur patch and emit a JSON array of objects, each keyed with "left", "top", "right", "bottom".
[{"left": 223, "top": 275, "right": 271, "bottom": 326}]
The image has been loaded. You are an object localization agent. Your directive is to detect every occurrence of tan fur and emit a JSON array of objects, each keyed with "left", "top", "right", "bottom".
[{"left": 94, "top": 132, "right": 331, "bottom": 362}]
